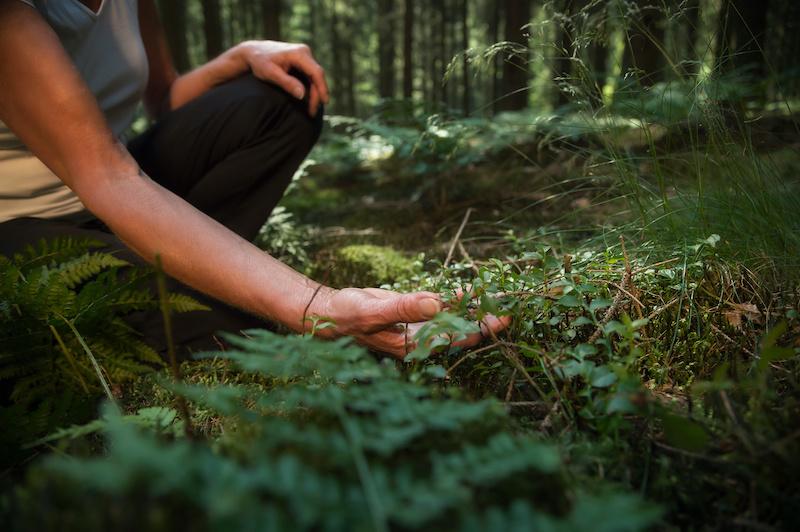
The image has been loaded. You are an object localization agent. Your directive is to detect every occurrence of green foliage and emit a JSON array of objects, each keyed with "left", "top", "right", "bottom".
[
  {"left": 255, "top": 206, "right": 313, "bottom": 271},
  {"left": 0, "top": 238, "right": 207, "bottom": 454},
  {"left": 5, "top": 331, "right": 659, "bottom": 532}
]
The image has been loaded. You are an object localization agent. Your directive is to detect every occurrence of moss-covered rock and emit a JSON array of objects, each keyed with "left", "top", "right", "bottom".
[{"left": 316, "top": 244, "right": 418, "bottom": 288}]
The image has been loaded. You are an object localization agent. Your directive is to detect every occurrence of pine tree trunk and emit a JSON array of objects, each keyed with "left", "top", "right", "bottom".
[
  {"left": 158, "top": 0, "right": 191, "bottom": 72},
  {"left": 330, "top": 0, "right": 345, "bottom": 112},
  {"left": 489, "top": 0, "right": 502, "bottom": 114},
  {"left": 498, "top": 0, "right": 531, "bottom": 111},
  {"left": 462, "top": 0, "right": 470, "bottom": 114},
  {"left": 435, "top": 0, "right": 447, "bottom": 108},
  {"left": 307, "top": 0, "right": 318, "bottom": 51},
  {"left": 378, "top": 0, "right": 397, "bottom": 100},
  {"left": 344, "top": 37, "right": 357, "bottom": 114},
  {"left": 263, "top": 0, "right": 283, "bottom": 40},
  {"left": 403, "top": 0, "right": 415, "bottom": 99},
  {"left": 716, "top": 0, "right": 770, "bottom": 78},
  {"left": 622, "top": 0, "right": 666, "bottom": 87},
  {"left": 200, "top": 0, "right": 224, "bottom": 60}
]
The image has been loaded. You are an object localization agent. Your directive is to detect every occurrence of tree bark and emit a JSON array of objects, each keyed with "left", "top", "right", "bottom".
[
  {"left": 330, "top": 0, "right": 345, "bottom": 112},
  {"left": 200, "top": 0, "right": 224, "bottom": 60},
  {"left": 434, "top": 0, "right": 447, "bottom": 107},
  {"left": 158, "top": 0, "right": 191, "bottom": 73},
  {"left": 498, "top": 0, "right": 531, "bottom": 111},
  {"left": 716, "top": 0, "right": 770, "bottom": 78},
  {"left": 489, "top": 0, "right": 502, "bottom": 114},
  {"left": 622, "top": 0, "right": 666, "bottom": 87},
  {"left": 378, "top": 0, "right": 397, "bottom": 99},
  {"left": 263, "top": 0, "right": 283, "bottom": 40},
  {"left": 462, "top": 0, "right": 470, "bottom": 114},
  {"left": 403, "top": 0, "right": 415, "bottom": 99}
]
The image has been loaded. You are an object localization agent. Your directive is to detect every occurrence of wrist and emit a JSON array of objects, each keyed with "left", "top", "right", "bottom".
[
  {"left": 302, "top": 283, "right": 339, "bottom": 337},
  {"left": 232, "top": 41, "right": 260, "bottom": 72}
]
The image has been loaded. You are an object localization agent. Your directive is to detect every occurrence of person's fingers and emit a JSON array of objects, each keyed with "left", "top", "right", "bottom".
[
  {"left": 261, "top": 63, "right": 306, "bottom": 100},
  {"left": 308, "top": 83, "right": 320, "bottom": 117},
  {"left": 358, "top": 329, "right": 415, "bottom": 360},
  {"left": 369, "top": 292, "right": 442, "bottom": 326},
  {"left": 291, "top": 50, "right": 330, "bottom": 104},
  {"left": 357, "top": 313, "right": 510, "bottom": 360},
  {"left": 451, "top": 314, "right": 512, "bottom": 349}
]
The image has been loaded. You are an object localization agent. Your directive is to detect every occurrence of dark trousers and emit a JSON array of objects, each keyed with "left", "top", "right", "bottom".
[{"left": 0, "top": 74, "right": 323, "bottom": 358}]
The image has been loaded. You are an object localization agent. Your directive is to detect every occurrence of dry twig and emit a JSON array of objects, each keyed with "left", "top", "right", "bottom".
[
  {"left": 588, "top": 236, "right": 633, "bottom": 343},
  {"left": 444, "top": 208, "right": 473, "bottom": 268}
]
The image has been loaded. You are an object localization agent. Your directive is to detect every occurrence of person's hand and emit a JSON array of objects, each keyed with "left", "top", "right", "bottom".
[
  {"left": 237, "top": 40, "right": 329, "bottom": 116},
  {"left": 308, "top": 287, "right": 510, "bottom": 359}
]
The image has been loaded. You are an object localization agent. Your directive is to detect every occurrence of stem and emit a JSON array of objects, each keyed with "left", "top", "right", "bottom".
[{"left": 155, "top": 255, "right": 195, "bottom": 439}]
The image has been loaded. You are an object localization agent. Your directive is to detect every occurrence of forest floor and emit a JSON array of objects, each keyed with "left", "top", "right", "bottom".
[{"left": 3, "top": 108, "right": 799, "bottom": 531}]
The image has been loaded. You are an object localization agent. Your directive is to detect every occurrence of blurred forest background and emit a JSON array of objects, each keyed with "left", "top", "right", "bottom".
[{"left": 156, "top": 0, "right": 800, "bottom": 116}]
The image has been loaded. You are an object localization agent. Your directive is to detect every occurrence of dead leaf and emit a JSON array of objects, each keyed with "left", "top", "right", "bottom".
[
  {"left": 724, "top": 310, "right": 743, "bottom": 330},
  {"left": 724, "top": 302, "right": 762, "bottom": 329}
]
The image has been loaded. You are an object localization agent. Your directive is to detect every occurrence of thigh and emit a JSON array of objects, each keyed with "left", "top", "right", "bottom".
[{"left": 127, "top": 74, "right": 313, "bottom": 197}]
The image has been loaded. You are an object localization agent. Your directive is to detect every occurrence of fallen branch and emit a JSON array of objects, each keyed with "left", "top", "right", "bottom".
[{"left": 443, "top": 208, "right": 473, "bottom": 268}]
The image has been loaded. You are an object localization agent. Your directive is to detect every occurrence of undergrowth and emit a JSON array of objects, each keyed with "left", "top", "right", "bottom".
[
  {"left": 3, "top": 331, "right": 661, "bottom": 532},
  {"left": 0, "top": 238, "right": 206, "bottom": 463}
]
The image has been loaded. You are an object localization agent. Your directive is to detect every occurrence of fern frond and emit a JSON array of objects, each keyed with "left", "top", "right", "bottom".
[
  {"left": 165, "top": 292, "right": 211, "bottom": 313},
  {"left": 57, "top": 252, "right": 129, "bottom": 288},
  {"left": 15, "top": 237, "right": 105, "bottom": 270}
]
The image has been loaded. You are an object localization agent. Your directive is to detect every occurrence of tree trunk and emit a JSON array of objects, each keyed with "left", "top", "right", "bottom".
[
  {"left": 403, "top": 0, "right": 415, "bottom": 99},
  {"left": 462, "top": 0, "right": 470, "bottom": 114},
  {"left": 622, "top": 0, "right": 666, "bottom": 87},
  {"left": 555, "top": 0, "right": 605, "bottom": 108},
  {"left": 498, "top": 0, "right": 531, "bottom": 111},
  {"left": 378, "top": 0, "right": 397, "bottom": 100},
  {"left": 716, "top": 0, "right": 770, "bottom": 78},
  {"left": 683, "top": 0, "right": 700, "bottom": 76},
  {"left": 330, "top": 0, "right": 345, "bottom": 112},
  {"left": 263, "top": 0, "right": 283, "bottom": 40},
  {"left": 200, "top": 0, "right": 224, "bottom": 60},
  {"left": 158, "top": 0, "right": 191, "bottom": 73},
  {"left": 307, "top": 0, "right": 318, "bottom": 51},
  {"left": 344, "top": 37, "right": 357, "bottom": 115},
  {"left": 489, "top": 0, "right": 502, "bottom": 114},
  {"left": 434, "top": 0, "right": 447, "bottom": 108}
]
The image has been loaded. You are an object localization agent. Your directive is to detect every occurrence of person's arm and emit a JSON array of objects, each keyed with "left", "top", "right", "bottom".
[
  {"left": 0, "top": 2, "right": 507, "bottom": 357},
  {"left": 138, "top": 0, "right": 328, "bottom": 118}
]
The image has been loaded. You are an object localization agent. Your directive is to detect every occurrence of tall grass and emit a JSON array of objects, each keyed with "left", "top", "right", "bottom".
[{"left": 538, "top": 0, "right": 800, "bottom": 286}]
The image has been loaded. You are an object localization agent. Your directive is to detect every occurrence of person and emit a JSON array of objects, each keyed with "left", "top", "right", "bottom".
[{"left": 0, "top": 0, "right": 508, "bottom": 359}]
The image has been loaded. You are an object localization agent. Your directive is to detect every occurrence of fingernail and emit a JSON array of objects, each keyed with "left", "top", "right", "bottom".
[
  {"left": 294, "top": 87, "right": 305, "bottom": 99},
  {"left": 419, "top": 298, "right": 440, "bottom": 319}
]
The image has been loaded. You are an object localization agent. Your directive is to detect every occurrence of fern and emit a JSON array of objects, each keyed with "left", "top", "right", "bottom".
[
  {"left": 0, "top": 237, "right": 207, "bottom": 449},
  {"left": 4, "top": 331, "right": 661, "bottom": 531}
]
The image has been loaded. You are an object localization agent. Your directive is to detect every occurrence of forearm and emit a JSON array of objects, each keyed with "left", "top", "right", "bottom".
[
  {"left": 76, "top": 151, "right": 328, "bottom": 331},
  {"left": 167, "top": 44, "right": 249, "bottom": 111}
]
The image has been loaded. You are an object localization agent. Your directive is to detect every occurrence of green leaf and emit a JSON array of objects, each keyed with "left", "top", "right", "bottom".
[
  {"left": 589, "top": 298, "right": 612, "bottom": 313},
  {"left": 590, "top": 366, "right": 618, "bottom": 388},
  {"left": 558, "top": 294, "right": 582, "bottom": 308},
  {"left": 758, "top": 321, "right": 796, "bottom": 370},
  {"left": 661, "top": 414, "right": 709, "bottom": 452}
]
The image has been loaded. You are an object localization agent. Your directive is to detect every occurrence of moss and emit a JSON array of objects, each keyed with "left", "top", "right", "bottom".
[{"left": 317, "top": 244, "right": 418, "bottom": 288}]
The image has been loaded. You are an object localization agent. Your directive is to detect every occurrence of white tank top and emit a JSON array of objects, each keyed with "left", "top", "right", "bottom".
[{"left": 0, "top": 0, "right": 148, "bottom": 222}]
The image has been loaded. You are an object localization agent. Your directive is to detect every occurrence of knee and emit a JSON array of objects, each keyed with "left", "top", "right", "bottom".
[{"left": 233, "top": 74, "right": 324, "bottom": 155}]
